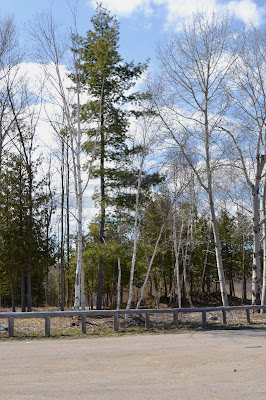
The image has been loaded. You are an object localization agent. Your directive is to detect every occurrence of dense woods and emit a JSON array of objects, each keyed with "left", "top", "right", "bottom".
[{"left": 1, "top": 5, "right": 266, "bottom": 311}]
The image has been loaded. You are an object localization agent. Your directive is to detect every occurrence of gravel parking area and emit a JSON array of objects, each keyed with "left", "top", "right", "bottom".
[{"left": 1, "top": 329, "right": 266, "bottom": 399}]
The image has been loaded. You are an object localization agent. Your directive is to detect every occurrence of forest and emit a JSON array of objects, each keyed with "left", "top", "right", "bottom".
[{"left": 0, "top": 3, "right": 265, "bottom": 312}]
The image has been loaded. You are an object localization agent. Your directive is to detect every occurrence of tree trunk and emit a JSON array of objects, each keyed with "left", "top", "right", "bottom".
[
  {"left": 96, "top": 258, "right": 104, "bottom": 310},
  {"left": 173, "top": 213, "right": 183, "bottom": 308},
  {"left": 73, "top": 57, "right": 84, "bottom": 311},
  {"left": 27, "top": 171, "right": 33, "bottom": 312},
  {"left": 242, "top": 274, "right": 247, "bottom": 305},
  {"left": 27, "top": 269, "right": 32, "bottom": 312},
  {"left": 136, "top": 219, "right": 167, "bottom": 309},
  {"left": 117, "top": 258, "right": 121, "bottom": 310},
  {"left": 197, "top": 225, "right": 211, "bottom": 300},
  {"left": 110, "top": 260, "right": 116, "bottom": 309},
  {"left": 96, "top": 105, "right": 105, "bottom": 310},
  {"left": 209, "top": 193, "right": 228, "bottom": 306},
  {"left": 252, "top": 180, "right": 262, "bottom": 305},
  {"left": 182, "top": 245, "right": 193, "bottom": 308},
  {"left": 66, "top": 136, "right": 70, "bottom": 307},
  {"left": 204, "top": 99, "right": 228, "bottom": 307},
  {"left": 126, "top": 154, "right": 145, "bottom": 311},
  {"left": 149, "top": 278, "right": 153, "bottom": 300},
  {"left": 261, "top": 177, "right": 266, "bottom": 309},
  {"left": 60, "top": 137, "right": 65, "bottom": 311},
  {"left": 21, "top": 267, "right": 25, "bottom": 312},
  {"left": 9, "top": 268, "right": 15, "bottom": 312},
  {"left": 81, "top": 268, "right": 85, "bottom": 309}
]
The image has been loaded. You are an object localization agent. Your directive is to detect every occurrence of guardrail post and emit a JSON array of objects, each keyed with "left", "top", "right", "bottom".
[
  {"left": 246, "top": 309, "right": 251, "bottom": 323},
  {"left": 81, "top": 315, "right": 86, "bottom": 334},
  {"left": 114, "top": 312, "right": 119, "bottom": 332},
  {"left": 8, "top": 316, "right": 14, "bottom": 337},
  {"left": 222, "top": 309, "right": 227, "bottom": 325},
  {"left": 202, "top": 311, "right": 206, "bottom": 328},
  {"left": 174, "top": 310, "right": 179, "bottom": 327},
  {"left": 145, "top": 311, "right": 150, "bottom": 329},
  {"left": 45, "top": 316, "right": 50, "bottom": 337}
]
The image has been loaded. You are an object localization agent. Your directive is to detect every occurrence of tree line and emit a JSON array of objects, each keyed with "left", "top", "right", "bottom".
[{"left": 0, "top": 5, "right": 264, "bottom": 311}]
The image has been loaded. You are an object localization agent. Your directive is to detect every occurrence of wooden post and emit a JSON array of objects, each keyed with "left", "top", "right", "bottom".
[
  {"left": 81, "top": 314, "right": 86, "bottom": 334},
  {"left": 174, "top": 310, "right": 179, "bottom": 327},
  {"left": 202, "top": 311, "right": 206, "bottom": 328},
  {"left": 145, "top": 311, "right": 150, "bottom": 329},
  {"left": 8, "top": 317, "right": 14, "bottom": 337},
  {"left": 113, "top": 312, "right": 119, "bottom": 332},
  {"left": 45, "top": 316, "right": 50, "bottom": 337},
  {"left": 222, "top": 309, "right": 227, "bottom": 325},
  {"left": 246, "top": 309, "right": 251, "bottom": 324}
]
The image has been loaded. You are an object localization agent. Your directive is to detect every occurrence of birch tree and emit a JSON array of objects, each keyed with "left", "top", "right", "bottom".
[
  {"left": 222, "top": 26, "right": 266, "bottom": 305},
  {"left": 0, "top": 15, "right": 23, "bottom": 167},
  {"left": 262, "top": 177, "right": 266, "bottom": 308},
  {"left": 126, "top": 104, "right": 163, "bottom": 311},
  {"left": 28, "top": 12, "right": 91, "bottom": 309},
  {"left": 136, "top": 196, "right": 172, "bottom": 309},
  {"left": 168, "top": 156, "right": 196, "bottom": 307},
  {"left": 152, "top": 12, "right": 238, "bottom": 307}
]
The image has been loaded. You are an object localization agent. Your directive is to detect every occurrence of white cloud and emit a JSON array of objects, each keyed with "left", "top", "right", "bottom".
[
  {"left": 88, "top": 0, "right": 266, "bottom": 28},
  {"left": 89, "top": 0, "right": 152, "bottom": 16},
  {"left": 227, "top": 0, "right": 265, "bottom": 26},
  {"left": 154, "top": 0, "right": 217, "bottom": 26}
]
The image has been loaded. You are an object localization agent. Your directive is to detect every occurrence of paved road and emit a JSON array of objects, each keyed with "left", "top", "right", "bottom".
[{"left": 1, "top": 330, "right": 266, "bottom": 399}]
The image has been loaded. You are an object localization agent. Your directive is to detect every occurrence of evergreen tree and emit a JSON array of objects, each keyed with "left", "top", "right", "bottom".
[
  {"left": 0, "top": 153, "right": 55, "bottom": 309},
  {"left": 77, "top": 3, "right": 147, "bottom": 309},
  {"left": 218, "top": 209, "right": 237, "bottom": 299}
]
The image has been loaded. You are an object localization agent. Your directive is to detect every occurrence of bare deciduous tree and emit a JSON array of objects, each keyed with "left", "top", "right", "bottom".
[
  {"left": 221, "top": 25, "right": 266, "bottom": 305},
  {"left": 28, "top": 11, "right": 97, "bottom": 310},
  {"left": 0, "top": 15, "right": 23, "bottom": 167},
  {"left": 152, "top": 12, "right": 238, "bottom": 306}
]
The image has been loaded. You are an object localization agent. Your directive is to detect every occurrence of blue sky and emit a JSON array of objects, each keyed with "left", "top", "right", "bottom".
[
  {"left": 0, "top": 0, "right": 264, "bottom": 220},
  {"left": 1, "top": 0, "right": 266, "bottom": 70}
]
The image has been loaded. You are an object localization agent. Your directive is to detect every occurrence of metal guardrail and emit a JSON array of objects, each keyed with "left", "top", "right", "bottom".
[{"left": 0, "top": 305, "right": 265, "bottom": 337}]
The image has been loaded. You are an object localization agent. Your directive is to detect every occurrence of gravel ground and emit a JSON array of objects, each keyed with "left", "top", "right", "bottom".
[{"left": 1, "top": 330, "right": 266, "bottom": 400}]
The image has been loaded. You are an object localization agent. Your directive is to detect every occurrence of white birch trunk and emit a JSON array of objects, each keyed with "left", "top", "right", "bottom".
[
  {"left": 197, "top": 224, "right": 211, "bottom": 300},
  {"left": 205, "top": 104, "right": 228, "bottom": 307},
  {"left": 29, "top": 17, "right": 93, "bottom": 310},
  {"left": 223, "top": 136, "right": 265, "bottom": 304},
  {"left": 73, "top": 55, "right": 84, "bottom": 310},
  {"left": 182, "top": 219, "right": 193, "bottom": 308},
  {"left": 250, "top": 155, "right": 265, "bottom": 305},
  {"left": 261, "top": 177, "right": 266, "bottom": 308},
  {"left": 209, "top": 197, "right": 228, "bottom": 306},
  {"left": 173, "top": 212, "right": 183, "bottom": 308},
  {"left": 252, "top": 183, "right": 262, "bottom": 305},
  {"left": 126, "top": 154, "right": 145, "bottom": 311}
]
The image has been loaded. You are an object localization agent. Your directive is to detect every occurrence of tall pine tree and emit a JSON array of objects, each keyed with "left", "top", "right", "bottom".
[{"left": 78, "top": 3, "right": 147, "bottom": 309}]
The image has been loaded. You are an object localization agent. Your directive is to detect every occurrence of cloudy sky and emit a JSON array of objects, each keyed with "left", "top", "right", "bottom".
[
  {"left": 0, "top": 0, "right": 265, "bottom": 223},
  {"left": 1, "top": 0, "right": 266, "bottom": 69}
]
